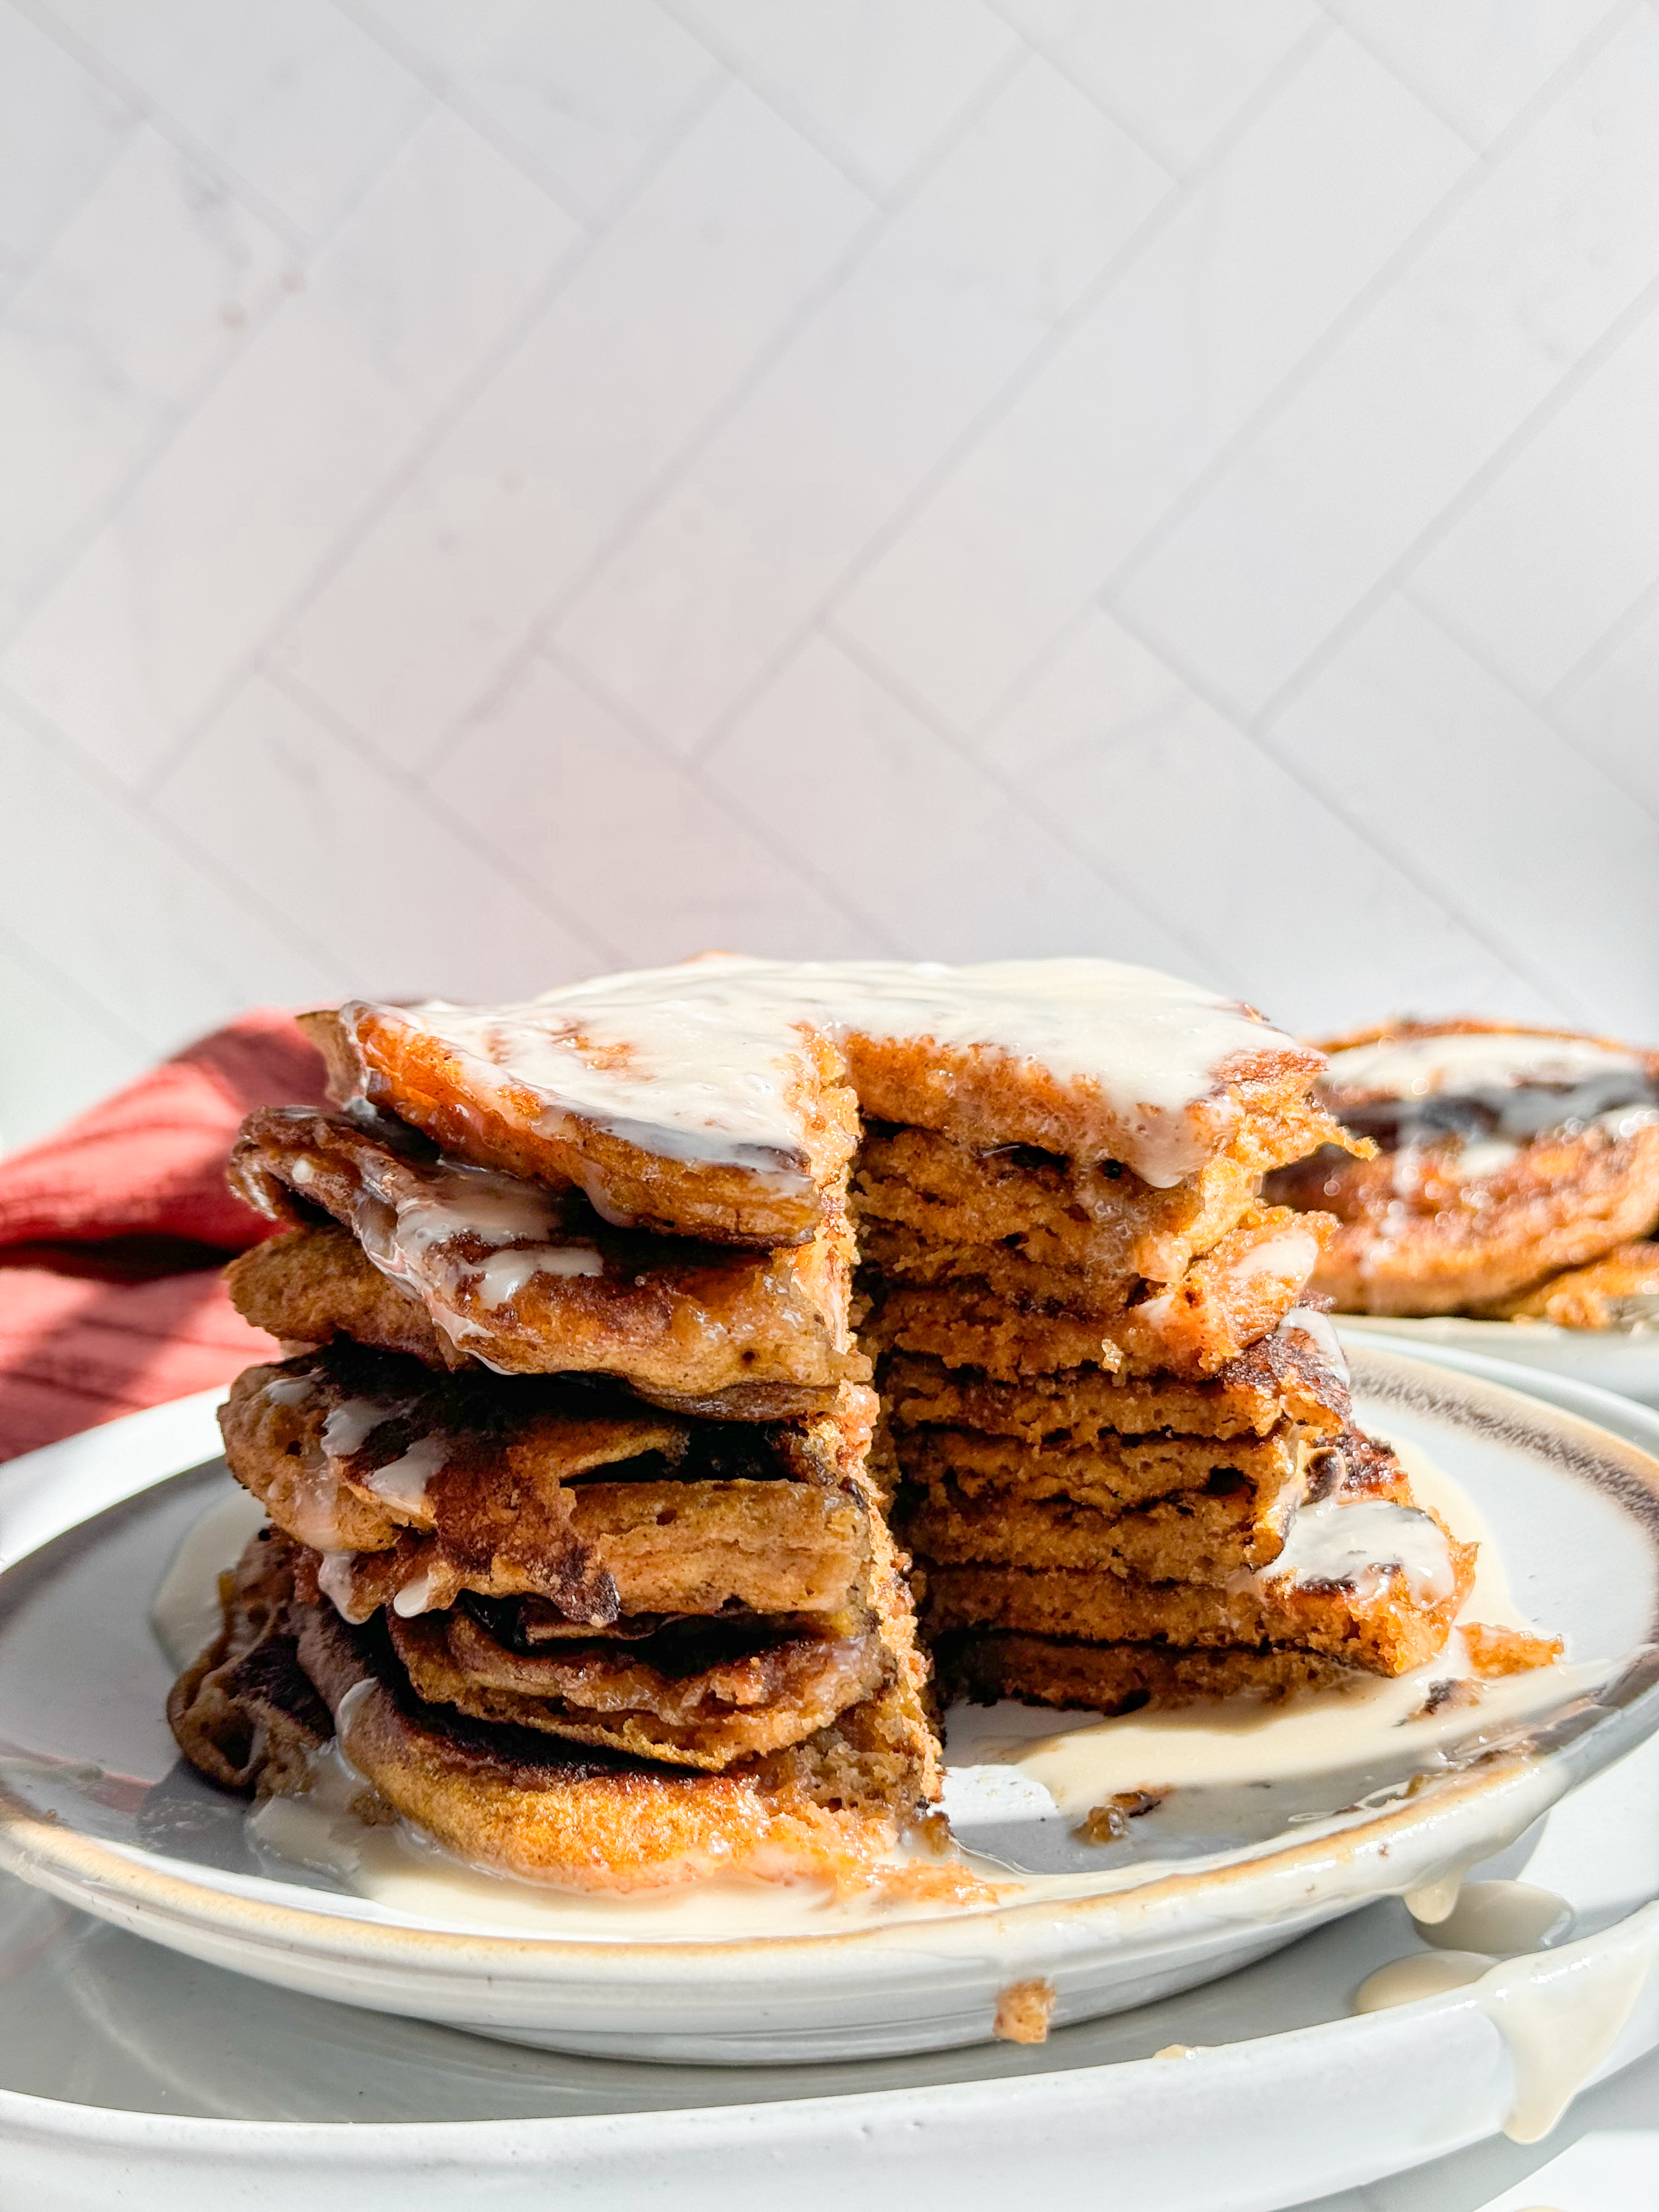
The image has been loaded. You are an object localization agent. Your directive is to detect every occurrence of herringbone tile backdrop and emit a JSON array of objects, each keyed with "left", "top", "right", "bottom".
[{"left": 4, "top": 0, "right": 1658, "bottom": 1147}]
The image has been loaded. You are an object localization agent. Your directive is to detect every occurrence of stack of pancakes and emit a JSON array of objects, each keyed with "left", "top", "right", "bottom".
[
  {"left": 857, "top": 1124, "right": 1476, "bottom": 1714},
  {"left": 169, "top": 958, "right": 1492, "bottom": 1892},
  {"left": 172, "top": 1008, "right": 936, "bottom": 1892},
  {"left": 1267, "top": 1019, "right": 1659, "bottom": 1323}
]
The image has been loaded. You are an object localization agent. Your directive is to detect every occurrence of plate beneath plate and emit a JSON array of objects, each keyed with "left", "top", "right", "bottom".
[
  {"left": 1338, "top": 1311, "right": 1659, "bottom": 1410},
  {"left": 1, "top": 1350, "right": 1658, "bottom": 2064},
  {"left": 2, "top": 1743, "right": 1658, "bottom": 2212}
]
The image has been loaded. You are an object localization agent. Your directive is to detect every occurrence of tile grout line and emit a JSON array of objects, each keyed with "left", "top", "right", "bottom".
[
  {"left": 263, "top": 664, "right": 627, "bottom": 972},
  {"left": 0, "top": 1, "right": 142, "bottom": 318},
  {"left": 330, "top": 0, "right": 616, "bottom": 231},
  {"left": 1096, "top": 0, "right": 1644, "bottom": 604},
  {"left": 0, "top": 911, "right": 158, "bottom": 1061},
  {"left": 1308, "top": 0, "right": 1488, "bottom": 155},
  {"left": 980, "top": 0, "right": 1254, "bottom": 176},
  {"left": 1547, "top": 563, "right": 1659, "bottom": 709},
  {"left": 1395, "top": 582, "right": 1659, "bottom": 833},
  {"left": 820, "top": 619, "right": 1237, "bottom": 991},
  {"left": 0, "top": 88, "right": 441, "bottom": 659},
  {"left": 657, "top": 15, "right": 1337, "bottom": 776},
  {"left": 651, "top": 0, "right": 1024, "bottom": 207},
  {"left": 414, "top": 35, "right": 1038, "bottom": 783},
  {"left": 1237, "top": 258, "right": 1659, "bottom": 735},
  {"left": 979, "top": 137, "right": 1659, "bottom": 766},
  {"left": 535, "top": 639, "right": 911, "bottom": 961},
  {"left": 12, "top": 0, "right": 347, "bottom": 256},
  {"left": 1097, "top": 603, "right": 1592, "bottom": 1026},
  {"left": 122, "top": 66, "right": 739, "bottom": 811},
  {"left": 0, "top": 678, "right": 352, "bottom": 998}
]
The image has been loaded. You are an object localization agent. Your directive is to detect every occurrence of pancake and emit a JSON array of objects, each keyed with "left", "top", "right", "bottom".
[
  {"left": 901, "top": 1425, "right": 1408, "bottom": 1583},
  {"left": 221, "top": 1350, "right": 873, "bottom": 1623},
  {"left": 1266, "top": 1019, "right": 1659, "bottom": 1315},
  {"left": 856, "top": 1206, "right": 1328, "bottom": 1374},
  {"left": 865, "top": 1269, "right": 1346, "bottom": 1396},
  {"left": 385, "top": 1602, "right": 885, "bottom": 1770},
  {"left": 938, "top": 1632, "right": 1354, "bottom": 1713},
  {"left": 230, "top": 1109, "right": 864, "bottom": 1404},
  {"left": 850, "top": 1107, "right": 1350, "bottom": 1299},
  {"left": 168, "top": 958, "right": 1490, "bottom": 1888},
  {"left": 923, "top": 1498, "right": 1477, "bottom": 1680},
  {"left": 172, "top": 1530, "right": 940, "bottom": 1891},
  {"left": 878, "top": 1314, "right": 1351, "bottom": 1442},
  {"left": 311, "top": 957, "right": 1329, "bottom": 1246},
  {"left": 1475, "top": 1239, "right": 1659, "bottom": 1329},
  {"left": 893, "top": 1422, "right": 1311, "bottom": 1518}
]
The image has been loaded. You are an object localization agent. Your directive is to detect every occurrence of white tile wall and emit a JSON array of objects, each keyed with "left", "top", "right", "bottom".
[{"left": 4, "top": 0, "right": 1657, "bottom": 1150}]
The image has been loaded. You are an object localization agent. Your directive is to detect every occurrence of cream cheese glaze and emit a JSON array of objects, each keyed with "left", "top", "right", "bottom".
[
  {"left": 1324, "top": 1034, "right": 1642, "bottom": 1100},
  {"left": 1260, "top": 1495, "right": 1456, "bottom": 1608},
  {"left": 345, "top": 1152, "right": 607, "bottom": 1350},
  {"left": 351, "top": 955, "right": 1306, "bottom": 1191}
]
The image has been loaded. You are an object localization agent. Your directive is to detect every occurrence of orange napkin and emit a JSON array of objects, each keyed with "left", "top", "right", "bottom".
[{"left": 0, "top": 1009, "right": 328, "bottom": 1461}]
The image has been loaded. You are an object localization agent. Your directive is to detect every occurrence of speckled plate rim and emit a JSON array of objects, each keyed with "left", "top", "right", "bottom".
[
  {"left": 1, "top": 1353, "right": 1658, "bottom": 2008},
  {"left": 1338, "top": 1312, "right": 1659, "bottom": 1406}
]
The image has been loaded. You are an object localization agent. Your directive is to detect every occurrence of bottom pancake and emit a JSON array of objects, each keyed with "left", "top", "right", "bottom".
[
  {"left": 936, "top": 1630, "right": 1355, "bottom": 1714},
  {"left": 171, "top": 1525, "right": 945, "bottom": 1892}
]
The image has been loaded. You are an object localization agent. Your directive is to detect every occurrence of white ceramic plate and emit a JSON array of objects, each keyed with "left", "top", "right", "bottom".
[
  {"left": 1338, "top": 1311, "right": 1659, "bottom": 1411},
  {"left": 1, "top": 1350, "right": 1658, "bottom": 2068},
  {"left": 1, "top": 1740, "right": 1657, "bottom": 2212}
]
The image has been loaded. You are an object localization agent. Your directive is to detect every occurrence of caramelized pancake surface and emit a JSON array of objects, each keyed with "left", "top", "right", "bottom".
[
  {"left": 231, "top": 1108, "right": 864, "bottom": 1404},
  {"left": 222, "top": 1350, "right": 872, "bottom": 1623},
  {"left": 171, "top": 1528, "right": 943, "bottom": 1891},
  {"left": 388, "top": 1604, "right": 885, "bottom": 1769}
]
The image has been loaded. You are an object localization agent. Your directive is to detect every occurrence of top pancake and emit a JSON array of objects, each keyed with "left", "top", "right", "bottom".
[{"left": 308, "top": 955, "right": 1328, "bottom": 1246}]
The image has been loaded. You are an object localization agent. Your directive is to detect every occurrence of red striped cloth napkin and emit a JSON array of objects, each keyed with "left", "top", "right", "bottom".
[{"left": 0, "top": 1010, "right": 328, "bottom": 1461}]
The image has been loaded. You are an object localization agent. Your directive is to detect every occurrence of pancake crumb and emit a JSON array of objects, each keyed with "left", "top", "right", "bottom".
[{"left": 992, "top": 1977, "right": 1056, "bottom": 2044}]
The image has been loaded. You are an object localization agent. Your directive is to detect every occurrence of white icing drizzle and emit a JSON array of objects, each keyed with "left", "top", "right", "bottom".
[
  {"left": 346, "top": 1155, "right": 605, "bottom": 1344},
  {"left": 363, "top": 955, "right": 1302, "bottom": 1190},
  {"left": 1325, "top": 1034, "right": 1639, "bottom": 1099},
  {"left": 1279, "top": 1307, "right": 1349, "bottom": 1384},
  {"left": 1597, "top": 1103, "right": 1659, "bottom": 1141},
  {"left": 320, "top": 1398, "right": 391, "bottom": 1458},
  {"left": 1261, "top": 1496, "right": 1455, "bottom": 1607},
  {"left": 261, "top": 1375, "right": 314, "bottom": 1408},
  {"left": 1453, "top": 1138, "right": 1521, "bottom": 1182},
  {"left": 1356, "top": 1904, "right": 1659, "bottom": 2144},
  {"left": 391, "top": 1566, "right": 437, "bottom": 1618},
  {"left": 1220, "top": 1225, "right": 1321, "bottom": 1284},
  {"left": 316, "top": 1549, "right": 374, "bottom": 1624},
  {"left": 1355, "top": 1950, "right": 1493, "bottom": 2010},
  {"left": 363, "top": 1435, "right": 447, "bottom": 1516},
  {"left": 476, "top": 1245, "right": 603, "bottom": 1309},
  {"left": 1413, "top": 1880, "right": 1575, "bottom": 1954}
]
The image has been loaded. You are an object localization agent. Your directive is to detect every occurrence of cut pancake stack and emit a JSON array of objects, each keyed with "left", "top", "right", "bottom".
[
  {"left": 170, "top": 957, "right": 1484, "bottom": 1892},
  {"left": 856, "top": 1127, "right": 1477, "bottom": 1716}
]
